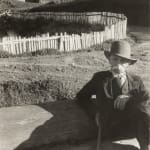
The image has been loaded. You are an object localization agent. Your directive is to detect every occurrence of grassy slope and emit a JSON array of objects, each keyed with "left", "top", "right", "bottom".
[
  {"left": 0, "top": 35, "right": 149, "bottom": 108},
  {"left": 0, "top": 1, "right": 149, "bottom": 108},
  {"left": 0, "top": 2, "right": 149, "bottom": 150}
]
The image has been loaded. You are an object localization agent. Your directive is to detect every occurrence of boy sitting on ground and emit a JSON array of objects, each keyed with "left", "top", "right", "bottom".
[{"left": 76, "top": 40, "right": 150, "bottom": 150}]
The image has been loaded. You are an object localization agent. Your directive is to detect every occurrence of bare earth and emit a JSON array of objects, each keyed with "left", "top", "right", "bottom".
[
  {"left": 0, "top": 28, "right": 150, "bottom": 150},
  {"left": 0, "top": 33, "right": 149, "bottom": 91}
]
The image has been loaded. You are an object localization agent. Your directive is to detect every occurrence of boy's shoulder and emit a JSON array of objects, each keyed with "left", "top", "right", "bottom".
[
  {"left": 127, "top": 72, "right": 143, "bottom": 82},
  {"left": 93, "top": 70, "right": 112, "bottom": 79},
  {"left": 93, "top": 71, "right": 143, "bottom": 82}
]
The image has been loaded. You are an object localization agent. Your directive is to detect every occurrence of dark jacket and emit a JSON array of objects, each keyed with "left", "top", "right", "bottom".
[{"left": 76, "top": 70, "right": 149, "bottom": 118}]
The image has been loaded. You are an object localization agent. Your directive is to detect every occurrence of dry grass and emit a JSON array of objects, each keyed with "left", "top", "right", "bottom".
[
  {"left": 0, "top": 35, "right": 149, "bottom": 150},
  {"left": 0, "top": 36, "right": 149, "bottom": 107}
]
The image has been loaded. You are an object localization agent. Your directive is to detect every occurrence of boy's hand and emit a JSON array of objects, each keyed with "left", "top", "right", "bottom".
[{"left": 114, "top": 95, "right": 130, "bottom": 110}]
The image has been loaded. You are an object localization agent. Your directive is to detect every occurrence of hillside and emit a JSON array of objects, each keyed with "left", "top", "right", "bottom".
[{"left": 0, "top": 0, "right": 40, "bottom": 11}]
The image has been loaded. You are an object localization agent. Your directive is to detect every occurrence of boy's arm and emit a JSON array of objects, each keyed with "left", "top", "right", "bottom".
[
  {"left": 127, "top": 77, "right": 149, "bottom": 106},
  {"left": 75, "top": 73, "right": 98, "bottom": 118}
]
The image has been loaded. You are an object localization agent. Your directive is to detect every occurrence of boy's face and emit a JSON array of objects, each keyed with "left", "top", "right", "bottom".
[{"left": 108, "top": 55, "right": 130, "bottom": 74}]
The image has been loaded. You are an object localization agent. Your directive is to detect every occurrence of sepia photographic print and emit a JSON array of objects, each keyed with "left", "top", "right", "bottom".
[{"left": 0, "top": 0, "right": 150, "bottom": 150}]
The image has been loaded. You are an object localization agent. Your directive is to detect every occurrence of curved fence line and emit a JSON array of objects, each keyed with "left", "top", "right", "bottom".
[
  {"left": 0, "top": 11, "right": 127, "bottom": 55},
  {"left": 8, "top": 11, "right": 127, "bottom": 25}
]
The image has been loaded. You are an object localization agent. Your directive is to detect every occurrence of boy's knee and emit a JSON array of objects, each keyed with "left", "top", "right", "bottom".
[{"left": 126, "top": 103, "right": 150, "bottom": 119}]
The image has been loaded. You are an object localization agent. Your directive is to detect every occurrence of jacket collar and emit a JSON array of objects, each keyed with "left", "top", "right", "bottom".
[
  {"left": 103, "top": 71, "right": 134, "bottom": 98},
  {"left": 126, "top": 72, "right": 134, "bottom": 91},
  {"left": 106, "top": 70, "right": 133, "bottom": 81}
]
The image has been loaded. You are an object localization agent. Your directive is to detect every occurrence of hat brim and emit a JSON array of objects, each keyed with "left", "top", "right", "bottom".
[{"left": 104, "top": 51, "right": 137, "bottom": 65}]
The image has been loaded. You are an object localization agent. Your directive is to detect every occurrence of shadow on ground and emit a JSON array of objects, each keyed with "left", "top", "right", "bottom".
[
  {"left": 14, "top": 100, "right": 140, "bottom": 150},
  {"left": 14, "top": 100, "right": 97, "bottom": 150}
]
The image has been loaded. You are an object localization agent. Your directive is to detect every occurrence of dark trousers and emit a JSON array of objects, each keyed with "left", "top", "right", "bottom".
[{"left": 99, "top": 101, "right": 150, "bottom": 149}]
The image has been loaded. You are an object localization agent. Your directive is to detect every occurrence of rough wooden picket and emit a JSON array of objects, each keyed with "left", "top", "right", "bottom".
[{"left": 0, "top": 12, "right": 127, "bottom": 55}]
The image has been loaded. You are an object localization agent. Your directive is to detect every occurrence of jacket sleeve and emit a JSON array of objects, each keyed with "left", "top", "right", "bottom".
[
  {"left": 128, "top": 77, "right": 150, "bottom": 107},
  {"left": 75, "top": 73, "right": 99, "bottom": 118}
]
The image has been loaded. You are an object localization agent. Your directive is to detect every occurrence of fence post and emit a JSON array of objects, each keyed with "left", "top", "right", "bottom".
[
  {"left": 9, "top": 37, "right": 13, "bottom": 54},
  {"left": 59, "top": 33, "right": 64, "bottom": 52},
  {"left": 0, "top": 11, "right": 127, "bottom": 55},
  {"left": 18, "top": 36, "right": 22, "bottom": 54}
]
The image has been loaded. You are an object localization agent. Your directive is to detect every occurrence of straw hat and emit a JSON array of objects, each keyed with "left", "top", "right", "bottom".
[{"left": 104, "top": 40, "right": 137, "bottom": 64}]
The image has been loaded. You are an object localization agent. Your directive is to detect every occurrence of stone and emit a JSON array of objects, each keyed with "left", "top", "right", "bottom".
[{"left": 0, "top": 101, "right": 97, "bottom": 150}]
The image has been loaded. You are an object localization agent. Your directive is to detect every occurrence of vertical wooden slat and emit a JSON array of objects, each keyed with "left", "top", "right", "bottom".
[
  {"left": 59, "top": 33, "right": 63, "bottom": 52},
  {"left": 16, "top": 37, "right": 19, "bottom": 55},
  {"left": 0, "top": 12, "right": 127, "bottom": 55},
  {"left": 19, "top": 36, "right": 22, "bottom": 54}
]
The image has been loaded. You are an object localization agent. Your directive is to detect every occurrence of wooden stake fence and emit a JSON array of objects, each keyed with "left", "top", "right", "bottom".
[
  {"left": 7, "top": 11, "right": 127, "bottom": 26},
  {"left": 0, "top": 19, "right": 126, "bottom": 55},
  {"left": 0, "top": 11, "right": 127, "bottom": 55},
  {"left": 0, "top": 34, "right": 60, "bottom": 55}
]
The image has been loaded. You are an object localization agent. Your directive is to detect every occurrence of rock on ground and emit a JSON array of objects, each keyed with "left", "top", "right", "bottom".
[{"left": 0, "top": 101, "right": 97, "bottom": 150}]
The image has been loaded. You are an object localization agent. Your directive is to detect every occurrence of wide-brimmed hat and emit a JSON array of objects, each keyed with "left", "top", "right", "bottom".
[{"left": 104, "top": 40, "right": 137, "bottom": 64}]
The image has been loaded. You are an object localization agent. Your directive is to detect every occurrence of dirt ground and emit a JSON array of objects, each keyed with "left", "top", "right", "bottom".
[
  {"left": 0, "top": 28, "right": 150, "bottom": 107},
  {"left": 0, "top": 27, "right": 150, "bottom": 150}
]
